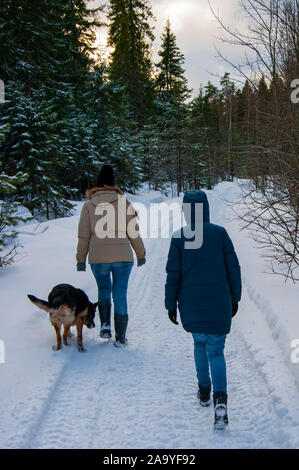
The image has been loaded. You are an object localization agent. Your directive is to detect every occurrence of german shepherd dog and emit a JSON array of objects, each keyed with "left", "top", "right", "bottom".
[{"left": 28, "top": 284, "right": 97, "bottom": 352}]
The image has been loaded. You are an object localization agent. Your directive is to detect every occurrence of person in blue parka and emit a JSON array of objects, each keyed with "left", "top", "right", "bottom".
[{"left": 165, "top": 190, "right": 241, "bottom": 430}]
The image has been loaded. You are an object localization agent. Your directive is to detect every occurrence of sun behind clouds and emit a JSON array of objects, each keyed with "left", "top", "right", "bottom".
[{"left": 154, "top": 0, "right": 212, "bottom": 33}]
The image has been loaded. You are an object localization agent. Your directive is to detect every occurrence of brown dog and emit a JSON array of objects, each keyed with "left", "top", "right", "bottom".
[{"left": 28, "top": 284, "right": 97, "bottom": 352}]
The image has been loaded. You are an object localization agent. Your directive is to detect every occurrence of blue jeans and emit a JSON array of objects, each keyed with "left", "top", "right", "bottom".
[
  {"left": 192, "top": 333, "right": 227, "bottom": 393},
  {"left": 90, "top": 262, "right": 133, "bottom": 316}
]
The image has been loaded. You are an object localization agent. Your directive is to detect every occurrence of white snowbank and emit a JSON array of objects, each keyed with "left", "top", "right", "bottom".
[{"left": 207, "top": 181, "right": 299, "bottom": 390}]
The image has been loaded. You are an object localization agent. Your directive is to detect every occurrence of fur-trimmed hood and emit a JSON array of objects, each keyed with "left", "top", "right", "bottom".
[
  {"left": 85, "top": 185, "right": 139, "bottom": 218},
  {"left": 85, "top": 185, "right": 124, "bottom": 199}
]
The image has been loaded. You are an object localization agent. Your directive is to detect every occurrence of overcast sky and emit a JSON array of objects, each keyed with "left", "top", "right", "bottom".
[{"left": 90, "top": 0, "right": 246, "bottom": 95}]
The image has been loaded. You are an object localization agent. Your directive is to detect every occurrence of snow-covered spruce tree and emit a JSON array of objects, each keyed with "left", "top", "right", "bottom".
[
  {"left": 47, "top": 0, "right": 104, "bottom": 198},
  {"left": 0, "top": 1, "right": 68, "bottom": 94},
  {"left": 73, "top": 63, "right": 143, "bottom": 193},
  {"left": 107, "top": 0, "right": 155, "bottom": 125},
  {"left": 60, "top": 0, "right": 102, "bottom": 94},
  {"left": 86, "top": 65, "right": 112, "bottom": 163},
  {"left": 154, "top": 20, "right": 194, "bottom": 195},
  {"left": 75, "top": 65, "right": 118, "bottom": 193},
  {"left": 61, "top": 104, "right": 99, "bottom": 199},
  {"left": 186, "top": 99, "right": 210, "bottom": 190},
  {"left": 0, "top": 0, "right": 102, "bottom": 93},
  {"left": 0, "top": 1, "right": 105, "bottom": 206},
  {"left": 156, "top": 19, "right": 188, "bottom": 101},
  {"left": 188, "top": 91, "right": 216, "bottom": 190},
  {"left": 137, "top": 121, "right": 169, "bottom": 192},
  {"left": 0, "top": 84, "right": 74, "bottom": 219},
  {"left": 154, "top": 99, "right": 193, "bottom": 195},
  {"left": 0, "top": 167, "right": 28, "bottom": 267},
  {"left": 104, "top": 85, "right": 142, "bottom": 192}
]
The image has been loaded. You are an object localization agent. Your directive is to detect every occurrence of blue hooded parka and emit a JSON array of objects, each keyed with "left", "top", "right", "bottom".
[{"left": 165, "top": 190, "right": 242, "bottom": 335}]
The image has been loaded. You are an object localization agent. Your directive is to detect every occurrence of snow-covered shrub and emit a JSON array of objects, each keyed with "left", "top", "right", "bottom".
[{"left": 0, "top": 171, "right": 29, "bottom": 267}]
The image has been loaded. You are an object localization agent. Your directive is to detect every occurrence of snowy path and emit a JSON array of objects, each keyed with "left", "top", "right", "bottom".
[{"left": 1, "top": 185, "right": 299, "bottom": 448}]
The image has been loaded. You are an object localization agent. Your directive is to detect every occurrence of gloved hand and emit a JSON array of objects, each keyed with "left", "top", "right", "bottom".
[
  {"left": 77, "top": 262, "right": 86, "bottom": 272},
  {"left": 137, "top": 258, "right": 146, "bottom": 267},
  {"left": 168, "top": 309, "right": 179, "bottom": 325},
  {"left": 232, "top": 302, "right": 238, "bottom": 317}
]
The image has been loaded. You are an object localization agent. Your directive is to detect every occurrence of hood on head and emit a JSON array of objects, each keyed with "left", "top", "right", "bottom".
[{"left": 182, "top": 190, "right": 210, "bottom": 224}]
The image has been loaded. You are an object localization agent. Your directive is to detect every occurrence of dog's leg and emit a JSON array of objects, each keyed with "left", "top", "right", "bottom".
[
  {"left": 52, "top": 323, "right": 62, "bottom": 351},
  {"left": 76, "top": 317, "right": 86, "bottom": 352},
  {"left": 63, "top": 325, "right": 71, "bottom": 346}
]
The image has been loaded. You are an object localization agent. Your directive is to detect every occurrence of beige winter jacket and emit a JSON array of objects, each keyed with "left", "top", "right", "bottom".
[{"left": 76, "top": 186, "right": 146, "bottom": 264}]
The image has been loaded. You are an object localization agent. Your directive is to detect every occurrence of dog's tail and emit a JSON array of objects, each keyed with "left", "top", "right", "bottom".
[{"left": 27, "top": 294, "right": 50, "bottom": 313}]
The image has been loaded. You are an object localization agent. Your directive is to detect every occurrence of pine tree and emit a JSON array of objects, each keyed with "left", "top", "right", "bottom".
[
  {"left": 219, "top": 73, "right": 236, "bottom": 179},
  {"left": 187, "top": 99, "right": 209, "bottom": 189},
  {"left": 239, "top": 79, "right": 254, "bottom": 146}
]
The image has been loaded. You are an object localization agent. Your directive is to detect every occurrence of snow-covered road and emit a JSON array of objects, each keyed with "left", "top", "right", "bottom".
[{"left": 0, "top": 183, "right": 298, "bottom": 448}]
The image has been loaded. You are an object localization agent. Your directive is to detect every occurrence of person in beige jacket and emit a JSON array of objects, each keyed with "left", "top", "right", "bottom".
[{"left": 76, "top": 165, "right": 146, "bottom": 347}]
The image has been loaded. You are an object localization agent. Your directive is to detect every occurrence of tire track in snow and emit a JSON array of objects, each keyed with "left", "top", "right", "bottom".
[
  {"left": 20, "top": 192, "right": 297, "bottom": 448},
  {"left": 25, "top": 201, "right": 175, "bottom": 449},
  {"left": 25, "top": 212, "right": 166, "bottom": 448},
  {"left": 29, "top": 341, "right": 114, "bottom": 449},
  {"left": 88, "top": 208, "right": 293, "bottom": 449},
  {"left": 15, "top": 358, "right": 71, "bottom": 449},
  {"left": 89, "top": 203, "right": 294, "bottom": 449},
  {"left": 206, "top": 185, "right": 298, "bottom": 446}
]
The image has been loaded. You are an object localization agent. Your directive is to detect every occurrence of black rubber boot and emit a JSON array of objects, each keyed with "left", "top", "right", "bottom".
[
  {"left": 213, "top": 391, "right": 229, "bottom": 430},
  {"left": 114, "top": 314, "right": 128, "bottom": 348},
  {"left": 197, "top": 383, "right": 212, "bottom": 407},
  {"left": 98, "top": 301, "right": 112, "bottom": 338}
]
